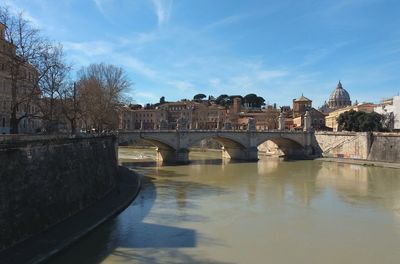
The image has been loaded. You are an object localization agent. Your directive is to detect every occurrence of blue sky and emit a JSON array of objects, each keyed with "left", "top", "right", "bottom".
[{"left": 4, "top": 0, "right": 400, "bottom": 107}]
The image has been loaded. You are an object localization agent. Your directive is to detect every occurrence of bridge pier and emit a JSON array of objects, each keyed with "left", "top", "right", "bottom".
[
  {"left": 156, "top": 147, "right": 189, "bottom": 164},
  {"left": 221, "top": 146, "right": 259, "bottom": 161}
]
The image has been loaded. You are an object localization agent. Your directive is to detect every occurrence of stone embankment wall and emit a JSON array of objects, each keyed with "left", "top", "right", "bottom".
[
  {"left": 314, "top": 132, "right": 370, "bottom": 159},
  {"left": 0, "top": 135, "right": 118, "bottom": 251},
  {"left": 368, "top": 133, "right": 400, "bottom": 163},
  {"left": 314, "top": 132, "right": 400, "bottom": 163}
]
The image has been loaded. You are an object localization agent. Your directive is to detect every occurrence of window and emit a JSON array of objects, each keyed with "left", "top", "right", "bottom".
[{"left": 2, "top": 117, "right": 5, "bottom": 127}]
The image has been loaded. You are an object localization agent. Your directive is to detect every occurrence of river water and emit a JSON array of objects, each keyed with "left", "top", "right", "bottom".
[{"left": 50, "top": 147, "right": 400, "bottom": 264}]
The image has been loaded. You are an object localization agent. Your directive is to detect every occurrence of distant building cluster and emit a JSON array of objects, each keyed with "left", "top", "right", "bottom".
[
  {"left": 119, "top": 97, "right": 280, "bottom": 131},
  {"left": 119, "top": 80, "right": 400, "bottom": 132}
]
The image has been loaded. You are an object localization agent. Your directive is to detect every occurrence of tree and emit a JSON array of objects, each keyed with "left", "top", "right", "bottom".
[
  {"left": 338, "top": 110, "right": 384, "bottom": 132},
  {"left": 215, "top": 94, "right": 229, "bottom": 106},
  {"left": 0, "top": 6, "right": 52, "bottom": 133},
  {"left": 244, "top": 93, "right": 265, "bottom": 108},
  {"left": 193, "top": 93, "right": 206, "bottom": 101},
  {"left": 229, "top": 95, "right": 243, "bottom": 103},
  {"left": 76, "top": 63, "right": 131, "bottom": 131},
  {"left": 60, "top": 82, "right": 81, "bottom": 134},
  {"left": 39, "top": 45, "right": 71, "bottom": 133},
  {"left": 160, "top": 96, "right": 165, "bottom": 104}
]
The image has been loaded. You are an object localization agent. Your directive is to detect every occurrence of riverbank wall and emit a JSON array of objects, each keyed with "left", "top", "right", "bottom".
[
  {"left": 314, "top": 132, "right": 400, "bottom": 163},
  {"left": 0, "top": 135, "right": 118, "bottom": 251}
]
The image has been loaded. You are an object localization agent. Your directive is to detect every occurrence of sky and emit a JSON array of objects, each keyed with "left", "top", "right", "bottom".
[{"left": 3, "top": 0, "right": 400, "bottom": 107}]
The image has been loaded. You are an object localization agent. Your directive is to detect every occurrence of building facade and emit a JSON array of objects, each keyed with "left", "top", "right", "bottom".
[
  {"left": 119, "top": 97, "right": 280, "bottom": 131},
  {"left": 291, "top": 94, "right": 326, "bottom": 130},
  {"left": 0, "top": 22, "right": 41, "bottom": 134},
  {"left": 293, "top": 108, "right": 326, "bottom": 130},
  {"left": 374, "top": 96, "right": 400, "bottom": 131},
  {"left": 292, "top": 94, "right": 312, "bottom": 118}
]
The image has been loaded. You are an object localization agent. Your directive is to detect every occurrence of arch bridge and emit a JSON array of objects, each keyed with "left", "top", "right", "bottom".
[{"left": 117, "top": 130, "right": 319, "bottom": 164}]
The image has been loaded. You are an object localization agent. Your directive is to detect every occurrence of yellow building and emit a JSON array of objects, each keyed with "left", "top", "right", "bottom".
[{"left": 325, "top": 103, "right": 375, "bottom": 131}]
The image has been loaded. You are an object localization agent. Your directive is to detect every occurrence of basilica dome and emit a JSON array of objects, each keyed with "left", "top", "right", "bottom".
[{"left": 328, "top": 81, "right": 351, "bottom": 108}]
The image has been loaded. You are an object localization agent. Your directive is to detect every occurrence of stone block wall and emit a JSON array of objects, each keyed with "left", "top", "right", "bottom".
[
  {"left": 368, "top": 133, "right": 400, "bottom": 162},
  {"left": 0, "top": 136, "right": 117, "bottom": 251},
  {"left": 314, "top": 131, "right": 400, "bottom": 163},
  {"left": 314, "top": 132, "right": 369, "bottom": 159}
]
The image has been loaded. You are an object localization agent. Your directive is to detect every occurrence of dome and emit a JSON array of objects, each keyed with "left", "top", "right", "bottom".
[{"left": 328, "top": 81, "right": 351, "bottom": 108}]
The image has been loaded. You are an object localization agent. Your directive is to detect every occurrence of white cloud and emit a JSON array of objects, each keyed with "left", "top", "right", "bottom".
[
  {"left": 205, "top": 14, "right": 248, "bottom": 30},
  {"left": 116, "top": 56, "right": 158, "bottom": 79},
  {"left": 93, "top": 0, "right": 113, "bottom": 16},
  {"left": 64, "top": 41, "right": 113, "bottom": 56},
  {"left": 151, "top": 0, "right": 173, "bottom": 26},
  {"left": 167, "top": 80, "right": 196, "bottom": 92},
  {"left": 209, "top": 78, "right": 221, "bottom": 87},
  {"left": 2, "top": 0, "right": 42, "bottom": 28},
  {"left": 256, "top": 70, "right": 288, "bottom": 80},
  {"left": 135, "top": 91, "right": 160, "bottom": 103},
  {"left": 118, "top": 31, "right": 160, "bottom": 47},
  {"left": 63, "top": 40, "right": 158, "bottom": 79}
]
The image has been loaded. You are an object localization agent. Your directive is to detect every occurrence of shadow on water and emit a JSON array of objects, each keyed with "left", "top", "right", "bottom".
[{"left": 49, "top": 162, "right": 229, "bottom": 264}]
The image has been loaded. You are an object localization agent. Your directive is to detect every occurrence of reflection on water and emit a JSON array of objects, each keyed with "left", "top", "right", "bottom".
[{"left": 50, "top": 148, "right": 400, "bottom": 264}]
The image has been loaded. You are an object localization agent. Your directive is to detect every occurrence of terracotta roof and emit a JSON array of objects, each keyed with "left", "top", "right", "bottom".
[{"left": 294, "top": 94, "right": 312, "bottom": 102}]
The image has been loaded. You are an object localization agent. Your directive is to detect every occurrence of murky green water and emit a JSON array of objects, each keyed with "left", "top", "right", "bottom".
[{"left": 50, "top": 147, "right": 400, "bottom": 264}]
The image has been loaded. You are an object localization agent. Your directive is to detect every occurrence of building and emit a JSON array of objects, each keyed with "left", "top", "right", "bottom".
[
  {"left": 291, "top": 94, "right": 326, "bottom": 130},
  {"left": 236, "top": 106, "right": 280, "bottom": 130},
  {"left": 325, "top": 102, "right": 375, "bottom": 131},
  {"left": 119, "top": 96, "right": 280, "bottom": 131},
  {"left": 0, "top": 22, "right": 41, "bottom": 134},
  {"left": 293, "top": 108, "right": 326, "bottom": 130},
  {"left": 320, "top": 81, "right": 352, "bottom": 113},
  {"left": 292, "top": 94, "right": 312, "bottom": 118},
  {"left": 191, "top": 102, "right": 227, "bottom": 130},
  {"left": 374, "top": 96, "right": 400, "bottom": 131},
  {"left": 119, "top": 106, "right": 166, "bottom": 130}
]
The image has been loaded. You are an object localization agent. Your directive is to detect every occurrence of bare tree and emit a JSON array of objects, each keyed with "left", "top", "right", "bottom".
[
  {"left": 39, "top": 44, "right": 71, "bottom": 133},
  {"left": 77, "top": 63, "right": 131, "bottom": 131},
  {"left": 0, "top": 6, "right": 53, "bottom": 133},
  {"left": 60, "top": 82, "right": 81, "bottom": 135}
]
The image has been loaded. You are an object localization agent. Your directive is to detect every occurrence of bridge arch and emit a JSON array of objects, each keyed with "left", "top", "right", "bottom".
[
  {"left": 118, "top": 133, "right": 177, "bottom": 162},
  {"left": 185, "top": 133, "right": 255, "bottom": 161},
  {"left": 179, "top": 132, "right": 258, "bottom": 162},
  {"left": 118, "top": 134, "right": 175, "bottom": 149},
  {"left": 256, "top": 135, "right": 307, "bottom": 159},
  {"left": 185, "top": 133, "right": 246, "bottom": 149}
]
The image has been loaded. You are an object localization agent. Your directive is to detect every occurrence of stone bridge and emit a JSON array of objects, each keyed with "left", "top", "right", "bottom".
[{"left": 117, "top": 130, "right": 319, "bottom": 163}]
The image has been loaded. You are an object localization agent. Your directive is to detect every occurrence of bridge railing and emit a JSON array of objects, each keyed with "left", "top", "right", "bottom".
[{"left": 117, "top": 128, "right": 310, "bottom": 134}]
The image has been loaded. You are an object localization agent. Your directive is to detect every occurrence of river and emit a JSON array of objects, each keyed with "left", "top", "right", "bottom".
[{"left": 50, "top": 147, "right": 400, "bottom": 264}]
